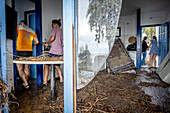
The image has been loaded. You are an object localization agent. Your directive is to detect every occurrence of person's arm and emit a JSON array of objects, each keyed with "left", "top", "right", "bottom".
[
  {"left": 148, "top": 40, "right": 153, "bottom": 49},
  {"left": 45, "top": 35, "right": 55, "bottom": 47},
  {"left": 145, "top": 41, "right": 148, "bottom": 48},
  {"left": 17, "top": 25, "right": 19, "bottom": 36},
  {"left": 33, "top": 34, "right": 39, "bottom": 45},
  {"left": 60, "top": 30, "right": 63, "bottom": 47},
  {"left": 34, "top": 39, "right": 39, "bottom": 45}
]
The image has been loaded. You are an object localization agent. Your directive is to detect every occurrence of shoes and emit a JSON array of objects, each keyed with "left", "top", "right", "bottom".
[
  {"left": 149, "top": 67, "right": 157, "bottom": 69},
  {"left": 148, "top": 66, "right": 153, "bottom": 69},
  {"left": 23, "top": 83, "right": 31, "bottom": 90},
  {"left": 39, "top": 83, "right": 48, "bottom": 89},
  {"left": 25, "top": 85, "right": 31, "bottom": 90},
  {"left": 60, "top": 80, "right": 64, "bottom": 83}
]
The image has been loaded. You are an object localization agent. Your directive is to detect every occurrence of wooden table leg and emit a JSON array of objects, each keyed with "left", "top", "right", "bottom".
[{"left": 51, "top": 64, "right": 55, "bottom": 101}]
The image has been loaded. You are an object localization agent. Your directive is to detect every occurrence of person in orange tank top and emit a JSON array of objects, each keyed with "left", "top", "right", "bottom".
[{"left": 16, "top": 20, "right": 39, "bottom": 90}]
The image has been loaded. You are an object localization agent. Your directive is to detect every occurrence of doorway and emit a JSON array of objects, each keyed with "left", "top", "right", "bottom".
[
  {"left": 141, "top": 26, "right": 159, "bottom": 67},
  {"left": 25, "top": 10, "right": 37, "bottom": 79},
  {"left": 141, "top": 23, "right": 169, "bottom": 68}
]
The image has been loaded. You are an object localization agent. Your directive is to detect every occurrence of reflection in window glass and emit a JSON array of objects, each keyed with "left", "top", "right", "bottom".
[
  {"left": 116, "top": 29, "right": 120, "bottom": 36},
  {"left": 77, "top": 0, "right": 122, "bottom": 89}
]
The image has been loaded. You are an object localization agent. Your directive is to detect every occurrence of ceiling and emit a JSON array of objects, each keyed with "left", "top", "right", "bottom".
[
  {"left": 120, "top": 0, "right": 170, "bottom": 16},
  {"left": 28, "top": 0, "right": 170, "bottom": 16}
]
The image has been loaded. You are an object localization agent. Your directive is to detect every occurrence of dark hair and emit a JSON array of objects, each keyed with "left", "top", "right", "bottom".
[
  {"left": 52, "top": 19, "right": 61, "bottom": 27},
  {"left": 153, "top": 36, "right": 157, "bottom": 41},
  {"left": 20, "top": 20, "right": 26, "bottom": 25},
  {"left": 143, "top": 36, "right": 147, "bottom": 41}
]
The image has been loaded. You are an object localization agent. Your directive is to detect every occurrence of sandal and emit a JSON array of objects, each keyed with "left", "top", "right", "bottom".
[
  {"left": 23, "top": 83, "right": 30, "bottom": 90},
  {"left": 39, "top": 83, "right": 48, "bottom": 89},
  {"left": 60, "top": 77, "right": 64, "bottom": 83},
  {"left": 60, "top": 80, "right": 64, "bottom": 83}
]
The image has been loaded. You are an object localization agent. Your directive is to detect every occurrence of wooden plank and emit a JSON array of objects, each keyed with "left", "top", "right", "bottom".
[
  {"left": 159, "top": 61, "right": 170, "bottom": 84},
  {"left": 158, "top": 51, "right": 170, "bottom": 73}
]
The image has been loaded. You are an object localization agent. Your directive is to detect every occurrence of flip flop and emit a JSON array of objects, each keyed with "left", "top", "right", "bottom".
[{"left": 23, "top": 83, "right": 30, "bottom": 90}]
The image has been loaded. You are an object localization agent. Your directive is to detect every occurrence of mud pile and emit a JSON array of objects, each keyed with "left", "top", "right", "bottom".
[
  {"left": 0, "top": 77, "right": 8, "bottom": 110},
  {"left": 10, "top": 69, "right": 168, "bottom": 113},
  {"left": 76, "top": 70, "right": 162, "bottom": 112}
]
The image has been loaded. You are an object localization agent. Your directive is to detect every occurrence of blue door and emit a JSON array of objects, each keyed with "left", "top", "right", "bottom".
[
  {"left": 29, "top": 13, "right": 37, "bottom": 78},
  {"left": 158, "top": 23, "right": 169, "bottom": 65}
]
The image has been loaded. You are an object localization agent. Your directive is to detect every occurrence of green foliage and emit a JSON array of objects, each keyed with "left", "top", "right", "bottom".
[
  {"left": 142, "top": 27, "right": 156, "bottom": 40},
  {"left": 86, "top": 0, "right": 122, "bottom": 43}
]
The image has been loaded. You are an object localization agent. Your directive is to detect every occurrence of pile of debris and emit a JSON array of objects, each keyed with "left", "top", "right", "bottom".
[
  {"left": 158, "top": 51, "right": 170, "bottom": 84},
  {"left": 0, "top": 77, "right": 8, "bottom": 107},
  {"left": 10, "top": 69, "right": 165, "bottom": 112},
  {"left": 76, "top": 70, "right": 163, "bottom": 112},
  {"left": 107, "top": 38, "right": 135, "bottom": 73}
]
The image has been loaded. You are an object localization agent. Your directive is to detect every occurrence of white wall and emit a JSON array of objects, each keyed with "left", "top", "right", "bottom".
[
  {"left": 118, "top": 15, "right": 137, "bottom": 65},
  {"left": 42, "top": 0, "right": 62, "bottom": 42},
  {"left": 6, "top": 39, "right": 14, "bottom": 92},
  {"left": 5, "top": 0, "right": 14, "bottom": 92},
  {"left": 15, "top": 0, "right": 35, "bottom": 24},
  {"left": 118, "top": 15, "right": 137, "bottom": 48},
  {"left": 5, "top": 0, "right": 13, "bottom": 92}
]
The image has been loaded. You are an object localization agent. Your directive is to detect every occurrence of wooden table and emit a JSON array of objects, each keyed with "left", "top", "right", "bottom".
[{"left": 13, "top": 60, "right": 64, "bottom": 101}]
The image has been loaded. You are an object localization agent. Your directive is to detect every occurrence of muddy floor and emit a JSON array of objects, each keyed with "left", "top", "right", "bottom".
[{"left": 9, "top": 67, "right": 170, "bottom": 113}]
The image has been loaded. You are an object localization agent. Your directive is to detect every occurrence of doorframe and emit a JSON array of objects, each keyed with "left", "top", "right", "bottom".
[
  {"left": 35, "top": 0, "right": 43, "bottom": 85},
  {"left": 25, "top": 10, "right": 37, "bottom": 79},
  {"left": 24, "top": 10, "right": 35, "bottom": 26},
  {"left": 136, "top": 9, "right": 141, "bottom": 69},
  {"left": 0, "top": 0, "right": 8, "bottom": 112},
  {"left": 63, "top": 0, "right": 77, "bottom": 112},
  {"left": 141, "top": 24, "right": 161, "bottom": 28}
]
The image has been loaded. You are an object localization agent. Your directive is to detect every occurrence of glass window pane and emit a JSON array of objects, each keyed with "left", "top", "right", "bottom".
[{"left": 77, "top": 0, "right": 122, "bottom": 89}]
